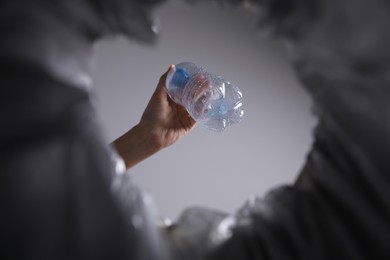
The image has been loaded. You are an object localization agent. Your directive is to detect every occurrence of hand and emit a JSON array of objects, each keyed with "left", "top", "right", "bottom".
[
  {"left": 112, "top": 65, "right": 196, "bottom": 170},
  {"left": 139, "top": 64, "right": 196, "bottom": 149}
]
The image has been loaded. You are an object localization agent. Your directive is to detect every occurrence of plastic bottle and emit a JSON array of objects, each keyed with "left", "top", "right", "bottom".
[{"left": 166, "top": 62, "right": 244, "bottom": 132}]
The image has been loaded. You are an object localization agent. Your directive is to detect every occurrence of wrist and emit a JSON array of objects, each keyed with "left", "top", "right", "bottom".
[{"left": 133, "top": 122, "right": 166, "bottom": 154}]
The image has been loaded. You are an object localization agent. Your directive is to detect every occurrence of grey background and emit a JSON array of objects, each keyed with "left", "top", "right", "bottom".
[{"left": 92, "top": 2, "right": 316, "bottom": 220}]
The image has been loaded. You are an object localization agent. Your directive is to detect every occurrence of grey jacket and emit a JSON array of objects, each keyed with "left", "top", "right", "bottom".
[{"left": 1, "top": 0, "right": 389, "bottom": 259}]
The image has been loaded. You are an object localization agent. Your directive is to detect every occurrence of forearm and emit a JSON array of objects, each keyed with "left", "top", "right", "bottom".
[{"left": 112, "top": 123, "right": 162, "bottom": 170}]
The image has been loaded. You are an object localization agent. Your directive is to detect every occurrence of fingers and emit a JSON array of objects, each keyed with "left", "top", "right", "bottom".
[
  {"left": 183, "top": 74, "right": 212, "bottom": 118},
  {"left": 177, "top": 104, "right": 197, "bottom": 131}
]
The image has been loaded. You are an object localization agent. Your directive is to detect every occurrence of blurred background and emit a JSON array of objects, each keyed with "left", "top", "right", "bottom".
[{"left": 92, "top": 2, "right": 317, "bottom": 220}]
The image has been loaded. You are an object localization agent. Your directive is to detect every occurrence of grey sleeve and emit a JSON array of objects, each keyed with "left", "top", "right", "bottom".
[{"left": 0, "top": 1, "right": 169, "bottom": 259}]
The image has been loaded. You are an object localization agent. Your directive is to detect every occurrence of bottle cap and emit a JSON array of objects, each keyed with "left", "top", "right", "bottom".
[{"left": 171, "top": 67, "right": 190, "bottom": 88}]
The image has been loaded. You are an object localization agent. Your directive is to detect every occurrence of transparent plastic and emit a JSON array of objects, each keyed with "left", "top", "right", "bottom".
[{"left": 166, "top": 62, "right": 244, "bottom": 132}]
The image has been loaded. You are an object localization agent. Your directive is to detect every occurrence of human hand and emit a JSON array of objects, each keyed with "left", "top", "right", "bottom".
[
  {"left": 139, "top": 64, "right": 197, "bottom": 149},
  {"left": 112, "top": 65, "right": 196, "bottom": 170}
]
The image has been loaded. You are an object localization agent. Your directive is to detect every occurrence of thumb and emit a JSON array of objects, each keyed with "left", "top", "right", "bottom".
[{"left": 158, "top": 64, "right": 175, "bottom": 90}]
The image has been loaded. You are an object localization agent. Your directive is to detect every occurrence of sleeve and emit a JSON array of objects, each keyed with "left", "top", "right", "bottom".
[{"left": 0, "top": 1, "right": 170, "bottom": 260}]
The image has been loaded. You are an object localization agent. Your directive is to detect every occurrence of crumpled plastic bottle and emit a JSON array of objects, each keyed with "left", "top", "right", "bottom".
[{"left": 166, "top": 62, "right": 244, "bottom": 132}]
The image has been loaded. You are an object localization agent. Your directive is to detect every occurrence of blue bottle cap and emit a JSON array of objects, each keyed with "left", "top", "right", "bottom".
[{"left": 171, "top": 67, "right": 190, "bottom": 88}]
